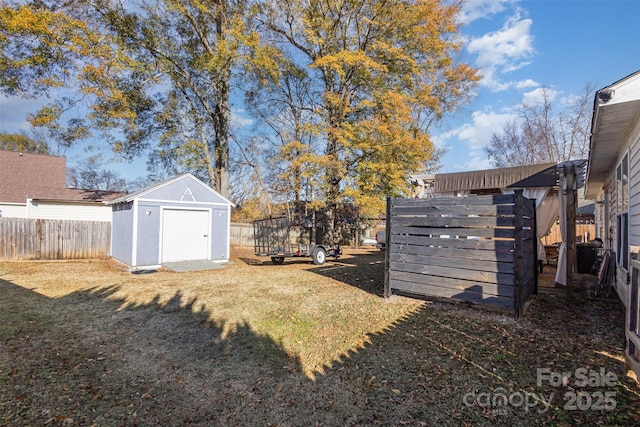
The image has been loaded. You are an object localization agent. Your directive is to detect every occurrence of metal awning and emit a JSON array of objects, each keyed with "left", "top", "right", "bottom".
[{"left": 433, "top": 163, "right": 556, "bottom": 194}]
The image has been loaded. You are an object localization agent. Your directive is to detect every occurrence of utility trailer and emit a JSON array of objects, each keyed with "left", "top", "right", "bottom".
[{"left": 253, "top": 217, "right": 342, "bottom": 265}]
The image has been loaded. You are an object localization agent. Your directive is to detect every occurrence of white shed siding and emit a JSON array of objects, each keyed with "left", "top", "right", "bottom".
[
  {"left": 0, "top": 203, "right": 26, "bottom": 218},
  {"left": 26, "top": 200, "right": 113, "bottom": 221}
]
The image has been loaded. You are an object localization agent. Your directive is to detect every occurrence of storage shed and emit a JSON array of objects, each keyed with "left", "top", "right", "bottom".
[{"left": 108, "top": 174, "right": 233, "bottom": 269}]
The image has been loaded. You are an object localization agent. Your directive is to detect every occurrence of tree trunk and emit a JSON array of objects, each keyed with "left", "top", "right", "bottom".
[
  {"left": 323, "top": 131, "right": 341, "bottom": 244},
  {"left": 213, "top": 3, "right": 230, "bottom": 199}
]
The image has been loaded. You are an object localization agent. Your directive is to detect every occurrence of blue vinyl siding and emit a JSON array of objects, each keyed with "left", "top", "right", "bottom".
[
  {"left": 111, "top": 202, "right": 134, "bottom": 265},
  {"left": 110, "top": 174, "right": 231, "bottom": 268}
]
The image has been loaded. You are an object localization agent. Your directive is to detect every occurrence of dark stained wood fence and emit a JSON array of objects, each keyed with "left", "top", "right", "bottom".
[
  {"left": 384, "top": 191, "right": 537, "bottom": 318},
  {"left": 0, "top": 218, "right": 111, "bottom": 260}
]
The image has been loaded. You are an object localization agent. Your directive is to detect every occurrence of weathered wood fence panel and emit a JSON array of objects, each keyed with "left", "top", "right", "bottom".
[
  {"left": 542, "top": 223, "right": 595, "bottom": 245},
  {"left": 230, "top": 222, "right": 256, "bottom": 247},
  {"left": 0, "top": 218, "right": 111, "bottom": 260},
  {"left": 384, "top": 191, "right": 537, "bottom": 318}
]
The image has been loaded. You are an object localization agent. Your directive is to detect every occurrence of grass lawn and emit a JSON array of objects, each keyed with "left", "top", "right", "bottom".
[{"left": 0, "top": 247, "right": 638, "bottom": 426}]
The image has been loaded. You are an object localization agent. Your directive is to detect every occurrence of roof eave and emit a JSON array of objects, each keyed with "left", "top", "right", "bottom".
[{"left": 585, "top": 70, "right": 640, "bottom": 199}]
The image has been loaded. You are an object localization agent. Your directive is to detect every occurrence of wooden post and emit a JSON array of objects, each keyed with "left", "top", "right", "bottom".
[
  {"left": 564, "top": 164, "right": 577, "bottom": 290},
  {"left": 514, "top": 190, "right": 524, "bottom": 318},
  {"left": 384, "top": 197, "right": 391, "bottom": 298},
  {"left": 532, "top": 198, "right": 538, "bottom": 295}
]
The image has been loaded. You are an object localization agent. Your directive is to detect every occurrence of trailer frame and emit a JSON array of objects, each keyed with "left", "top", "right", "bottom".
[{"left": 253, "top": 217, "right": 341, "bottom": 265}]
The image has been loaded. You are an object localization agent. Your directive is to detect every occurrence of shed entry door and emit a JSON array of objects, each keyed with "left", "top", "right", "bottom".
[{"left": 161, "top": 209, "right": 210, "bottom": 262}]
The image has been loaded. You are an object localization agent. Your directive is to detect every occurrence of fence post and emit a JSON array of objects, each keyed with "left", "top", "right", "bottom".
[
  {"left": 514, "top": 190, "right": 524, "bottom": 318},
  {"left": 384, "top": 197, "right": 391, "bottom": 298},
  {"left": 532, "top": 198, "right": 538, "bottom": 295},
  {"left": 35, "top": 219, "right": 42, "bottom": 259}
]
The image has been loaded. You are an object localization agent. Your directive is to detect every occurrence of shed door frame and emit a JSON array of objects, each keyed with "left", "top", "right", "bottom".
[{"left": 160, "top": 207, "right": 211, "bottom": 263}]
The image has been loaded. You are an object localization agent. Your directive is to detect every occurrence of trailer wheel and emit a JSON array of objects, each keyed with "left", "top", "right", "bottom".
[
  {"left": 271, "top": 256, "right": 285, "bottom": 265},
  {"left": 312, "top": 247, "right": 326, "bottom": 265}
]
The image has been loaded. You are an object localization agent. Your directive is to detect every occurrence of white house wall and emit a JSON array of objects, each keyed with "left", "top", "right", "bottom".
[
  {"left": 626, "top": 120, "right": 640, "bottom": 382},
  {"left": 629, "top": 120, "right": 640, "bottom": 250},
  {"left": 618, "top": 121, "right": 640, "bottom": 308},
  {"left": 0, "top": 203, "right": 27, "bottom": 218},
  {"left": 600, "top": 118, "right": 640, "bottom": 307},
  {"left": 27, "top": 200, "right": 113, "bottom": 221}
]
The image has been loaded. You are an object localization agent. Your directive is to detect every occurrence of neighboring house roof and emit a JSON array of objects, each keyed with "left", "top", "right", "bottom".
[
  {"left": 30, "top": 187, "right": 125, "bottom": 203},
  {"left": 585, "top": 70, "right": 640, "bottom": 199},
  {"left": 0, "top": 149, "right": 124, "bottom": 204},
  {"left": 108, "top": 173, "right": 235, "bottom": 206},
  {"left": 0, "top": 149, "right": 67, "bottom": 203}
]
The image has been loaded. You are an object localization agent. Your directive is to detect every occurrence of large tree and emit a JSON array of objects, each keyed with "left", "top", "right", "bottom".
[
  {"left": 66, "top": 155, "right": 128, "bottom": 191},
  {"left": 0, "top": 0, "right": 276, "bottom": 198},
  {"left": 0, "top": 132, "right": 49, "bottom": 154},
  {"left": 254, "top": 0, "right": 479, "bottom": 233},
  {"left": 242, "top": 58, "right": 324, "bottom": 213},
  {"left": 485, "top": 84, "right": 595, "bottom": 167}
]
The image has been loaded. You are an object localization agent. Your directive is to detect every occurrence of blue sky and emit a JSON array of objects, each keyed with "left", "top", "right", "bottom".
[
  {"left": 435, "top": 0, "right": 640, "bottom": 172},
  {"left": 1, "top": 0, "right": 639, "bottom": 181}
]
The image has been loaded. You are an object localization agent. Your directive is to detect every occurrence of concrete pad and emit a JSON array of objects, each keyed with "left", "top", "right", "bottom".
[{"left": 162, "top": 260, "right": 229, "bottom": 272}]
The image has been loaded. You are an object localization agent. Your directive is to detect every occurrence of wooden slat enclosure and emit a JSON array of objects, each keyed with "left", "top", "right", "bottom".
[
  {"left": 384, "top": 191, "right": 537, "bottom": 318},
  {"left": 0, "top": 218, "right": 111, "bottom": 260}
]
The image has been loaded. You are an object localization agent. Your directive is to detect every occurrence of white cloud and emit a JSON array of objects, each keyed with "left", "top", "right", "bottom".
[
  {"left": 230, "top": 108, "right": 253, "bottom": 128},
  {"left": 515, "top": 79, "right": 538, "bottom": 89},
  {"left": 455, "top": 156, "right": 494, "bottom": 172},
  {"left": 467, "top": 11, "right": 536, "bottom": 91},
  {"left": 448, "top": 109, "right": 516, "bottom": 150},
  {"left": 436, "top": 107, "right": 516, "bottom": 171},
  {"left": 458, "top": 0, "right": 518, "bottom": 25},
  {"left": 521, "top": 87, "right": 557, "bottom": 105}
]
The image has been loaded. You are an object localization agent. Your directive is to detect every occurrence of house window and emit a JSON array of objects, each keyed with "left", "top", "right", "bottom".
[{"left": 616, "top": 154, "right": 629, "bottom": 270}]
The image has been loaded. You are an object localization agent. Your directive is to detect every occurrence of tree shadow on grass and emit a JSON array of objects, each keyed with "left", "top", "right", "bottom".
[
  {"left": 0, "top": 276, "right": 638, "bottom": 426},
  {"left": 309, "top": 250, "right": 386, "bottom": 296}
]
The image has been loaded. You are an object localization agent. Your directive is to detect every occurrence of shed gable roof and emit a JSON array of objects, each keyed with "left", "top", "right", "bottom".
[{"left": 108, "top": 173, "right": 234, "bottom": 206}]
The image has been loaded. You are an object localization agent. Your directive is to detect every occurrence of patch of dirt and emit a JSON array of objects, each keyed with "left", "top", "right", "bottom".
[{"left": 0, "top": 248, "right": 638, "bottom": 426}]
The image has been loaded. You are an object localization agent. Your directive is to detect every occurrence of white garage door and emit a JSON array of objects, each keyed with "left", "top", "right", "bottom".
[{"left": 161, "top": 209, "right": 210, "bottom": 262}]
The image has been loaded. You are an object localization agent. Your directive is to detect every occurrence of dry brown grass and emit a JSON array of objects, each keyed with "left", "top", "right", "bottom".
[{"left": 1, "top": 247, "right": 638, "bottom": 426}]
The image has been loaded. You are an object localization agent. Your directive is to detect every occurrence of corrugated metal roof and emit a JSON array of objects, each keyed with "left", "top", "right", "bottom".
[{"left": 433, "top": 163, "right": 557, "bottom": 193}]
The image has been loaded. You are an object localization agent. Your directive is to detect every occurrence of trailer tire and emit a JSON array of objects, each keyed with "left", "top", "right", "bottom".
[
  {"left": 312, "top": 247, "right": 326, "bottom": 265},
  {"left": 271, "top": 256, "right": 285, "bottom": 265}
]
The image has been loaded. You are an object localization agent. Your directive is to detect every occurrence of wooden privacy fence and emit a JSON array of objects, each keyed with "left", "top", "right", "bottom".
[
  {"left": 0, "top": 218, "right": 111, "bottom": 260},
  {"left": 384, "top": 191, "right": 537, "bottom": 318},
  {"left": 542, "top": 223, "right": 595, "bottom": 245},
  {"left": 230, "top": 222, "right": 256, "bottom": 247}
]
